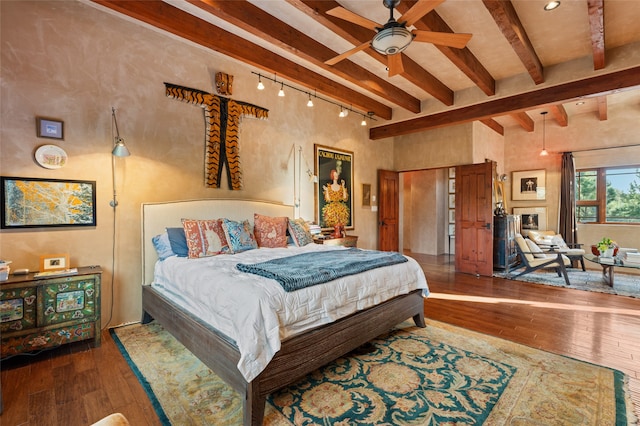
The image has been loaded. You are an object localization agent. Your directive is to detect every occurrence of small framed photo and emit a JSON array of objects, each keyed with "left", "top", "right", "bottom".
[
  {"left": 36, "top": 117, "right": 64, "bottom": 140},
  {"left": 448, "top": 179, "right": 455, "bottom": 194},
  {"left": 362, "top": 183, "right": 371, "bottom": 207},
  {"left": 448, "top": 223, "right": 455, "bottom": 236},
  {"left": 449, "top": 194, "right": 455, "bottom": 208},
  {"left": 513, "top": 207, "right": 547, "bottom": 236},
  {"left": 40, "top": 253, "right": 70, "bottom": 272},
  {"left": 448, "top": 167, "right": 455, "bottom": 178},
  {"left": 449, "top": 209, "right": 455, "bottom": 223},
  {"left": 512, "top": 169, "right": 545, "bottom": 201}
]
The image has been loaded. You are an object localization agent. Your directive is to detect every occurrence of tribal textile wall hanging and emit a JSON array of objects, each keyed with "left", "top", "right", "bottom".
[{"left": 165, "top": 82, "right": 268, "bottom": 189}]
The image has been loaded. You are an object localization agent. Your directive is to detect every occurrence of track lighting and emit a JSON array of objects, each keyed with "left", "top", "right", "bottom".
[{"left": 251, "top": 71, "right": 376, "bottom": 125}]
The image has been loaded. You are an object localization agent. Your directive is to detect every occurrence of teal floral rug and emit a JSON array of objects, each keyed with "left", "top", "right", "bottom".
[{"left": 111, "top": 319, "right": 634, "bottom": 425}]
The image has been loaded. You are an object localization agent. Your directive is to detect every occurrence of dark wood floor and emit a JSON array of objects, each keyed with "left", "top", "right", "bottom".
[{"left": 2, "top": 254, "right": 639, "bottom": 425}]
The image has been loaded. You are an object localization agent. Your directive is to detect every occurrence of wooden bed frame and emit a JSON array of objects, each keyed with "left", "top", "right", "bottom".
[{"left": 141, "top": 199, "right": 426, "bottom": 425}]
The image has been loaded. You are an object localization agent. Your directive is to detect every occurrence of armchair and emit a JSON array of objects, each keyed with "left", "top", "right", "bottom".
[
  {"left": 512, "top": 234, "right": 572, "bottom": 286},
  {"left": 527, "top": 230, "right": 586, "bottom": 271}
]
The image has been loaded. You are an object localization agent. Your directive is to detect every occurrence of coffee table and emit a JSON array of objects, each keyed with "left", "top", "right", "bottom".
[{"left": 584, "top": 254, "right": 640, "bottom": 286}]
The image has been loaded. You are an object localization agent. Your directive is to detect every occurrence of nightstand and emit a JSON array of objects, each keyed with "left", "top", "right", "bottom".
[
  {"left": 314, "top": 235, "right": 358, "bottom": 248},
  {"left": 1, "top": 266, "right": 102, "bottom": 359}
]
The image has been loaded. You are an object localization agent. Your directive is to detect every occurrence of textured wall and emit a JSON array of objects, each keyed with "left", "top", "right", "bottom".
[{"left": 0, "top": 1, "right": 393, "bottom": 326}]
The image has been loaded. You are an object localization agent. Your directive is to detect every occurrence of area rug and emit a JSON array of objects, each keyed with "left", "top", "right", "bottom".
[
  {"left": 110, "top": 320, "right": 636, "bottom": 425},
  {"left": 494, "top": 267, "right": 640, "bottom": 298}
]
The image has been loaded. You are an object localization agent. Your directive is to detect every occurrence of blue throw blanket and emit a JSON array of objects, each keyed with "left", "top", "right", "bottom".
[{"left": 236, "top": 248, "right": 408, "bottom": 292}]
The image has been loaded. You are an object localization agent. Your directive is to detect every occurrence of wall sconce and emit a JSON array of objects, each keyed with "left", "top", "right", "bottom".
[{"left": 111, "top": 107, "right": 130, "bottom": 158}]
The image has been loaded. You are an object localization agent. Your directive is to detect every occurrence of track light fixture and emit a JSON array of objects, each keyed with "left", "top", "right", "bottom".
[{"left": 252, "top": 72, "right": 375, "bottom": 125}]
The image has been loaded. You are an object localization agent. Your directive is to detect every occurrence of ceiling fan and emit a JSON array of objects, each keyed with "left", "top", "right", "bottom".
[{"left": 325, "top": 0, "right": 472, "bottom": 77}]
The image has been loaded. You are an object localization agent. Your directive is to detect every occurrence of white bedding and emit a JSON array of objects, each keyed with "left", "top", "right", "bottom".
[{"left": 151, "top": 244, "right": 429, "bottom": 382}]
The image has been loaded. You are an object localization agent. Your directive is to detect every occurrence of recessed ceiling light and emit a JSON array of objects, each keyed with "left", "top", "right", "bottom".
[
  {"left": 544, "top": 1, "right": 561, "bottom": 11},
  {"left": 576, "top": 101, "right": 586, "bottom": 105}
]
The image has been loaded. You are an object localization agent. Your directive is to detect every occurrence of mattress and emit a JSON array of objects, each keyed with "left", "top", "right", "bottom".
[{"left": 151, "top": 243, "right": 429, "bottom": 382}]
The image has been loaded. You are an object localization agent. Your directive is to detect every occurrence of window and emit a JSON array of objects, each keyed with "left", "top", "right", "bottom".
[{"left": 576, "top": 166, "right": 640, "bottom": 224}]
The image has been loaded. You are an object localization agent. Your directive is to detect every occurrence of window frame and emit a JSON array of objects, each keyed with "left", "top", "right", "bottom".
[{"left": 576, "top": 165, "right": 640, "bottom": 224}]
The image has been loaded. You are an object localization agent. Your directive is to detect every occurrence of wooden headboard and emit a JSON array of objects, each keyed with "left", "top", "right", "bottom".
[{"left": 141, "top": 199, "right": 294, "bottom": 286}]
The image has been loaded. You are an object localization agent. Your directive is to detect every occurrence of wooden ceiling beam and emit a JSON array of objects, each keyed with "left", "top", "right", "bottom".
[
  {"left": 396, "top": 0, "right": 495, "bottom": 96},
  {"left": 482, "top": 0, "right": 544, "bottom": 84},
  {"left": 286, "top": 0, "right": 454, "bottom": 106},
  {"left": 597, "top": 96, "right": 608, "bottom": 120},
  {"left": 549, "top": 104, "right": 568, "bottom": 127},
  {"left": 509, "top": 112, "right": 534, "bottom": 132},
  {"left": 91, "top": 0, "right": 393, "bottom": 119},
  {"left": 479, "top": 119, "right": 504, "bottom": 136},
  {"left": 588, "top": 0, "right": 605, "bottom": 70},
  {"left": 370, "top": 66, "right": 640, "bottom": 139},
  {"left": 189, "top": 0, "right": 421, "bottom": 113}
]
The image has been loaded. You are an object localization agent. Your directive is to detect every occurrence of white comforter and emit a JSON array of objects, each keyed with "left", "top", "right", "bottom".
[{"left": 151, "top": 244, "right": 429, "bottom": 382}]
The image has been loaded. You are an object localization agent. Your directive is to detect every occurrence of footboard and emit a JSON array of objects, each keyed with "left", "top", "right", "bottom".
[{"left": 142, "top": 286, "right": 425, "bottom": 426}]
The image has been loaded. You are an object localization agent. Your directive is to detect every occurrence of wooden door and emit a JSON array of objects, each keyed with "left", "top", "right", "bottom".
[
  {"left": 455, "top": 162, "right": 494, "bottom": 276},
  {"left": 378, "top": 169, "right": 400, "bottom": 251}
]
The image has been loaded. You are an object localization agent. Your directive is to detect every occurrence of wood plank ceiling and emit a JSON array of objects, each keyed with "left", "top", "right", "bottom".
[{"left": 92, "top": 0, "right": 640, "bottom": 140}]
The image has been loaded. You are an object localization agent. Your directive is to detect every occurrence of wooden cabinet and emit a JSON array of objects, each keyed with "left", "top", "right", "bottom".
[
  {"left": 314, "top": 235, "right": 358, "bottom": 248},
  {"left": 493, "top": 215, "right": 520, "bottom": 272},
  {"left": 0, "top": 266, "right": 101, "bottom": 359}
]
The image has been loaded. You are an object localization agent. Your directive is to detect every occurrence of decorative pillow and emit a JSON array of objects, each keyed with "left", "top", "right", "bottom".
[
  {"left": 152, "top": 232, "right": 176, "bottom": 260},
  {"left": 552, "top": 235, "right": 569, "bottom": 249},
  {"left": 182, "top": 219, "right": 229, "bottom": 258},
  {"left": 288, "top": 218, "right": 314, "bottom": 247},
  {"left": 222, "top": 218, "right": 258, "bottom": 253},
  {"left": 166, "top": 227, "right": 189, "bottom": 257},
  {"left": 254, "top": 214, "right": 288, "bottom": 248},
  {"left": 525, "top": 238, "right": 546, "bottom": 258}
]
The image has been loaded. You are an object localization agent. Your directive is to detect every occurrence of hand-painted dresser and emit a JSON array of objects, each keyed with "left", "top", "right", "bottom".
[{"left": 0, "top": 266, "right": 101, "bottom": 359}]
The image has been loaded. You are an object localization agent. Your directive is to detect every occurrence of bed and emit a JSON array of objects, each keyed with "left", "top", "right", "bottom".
[{"left": 141, "top": 199, "right": 429, "bottom": 425}]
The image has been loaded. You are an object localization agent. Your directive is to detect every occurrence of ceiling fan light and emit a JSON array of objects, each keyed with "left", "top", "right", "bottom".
[{"left": 371, "top": 26, "right": 413, "bottom": 55}]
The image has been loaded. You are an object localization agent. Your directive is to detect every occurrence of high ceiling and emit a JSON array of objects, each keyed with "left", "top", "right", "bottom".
[{"left": 92, "top": 0, "right": 640, "bottom": 139}]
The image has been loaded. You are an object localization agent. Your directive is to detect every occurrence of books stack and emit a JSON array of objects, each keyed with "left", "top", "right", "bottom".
[
  {"left": 308, "top": 224, "right": 322, "bottom": 236},
  {"left": 34, "top": 268, "right": 78, "bottom": 279},
  {"left": 621, "top": 250, "right": 640, "bottom": 267}
]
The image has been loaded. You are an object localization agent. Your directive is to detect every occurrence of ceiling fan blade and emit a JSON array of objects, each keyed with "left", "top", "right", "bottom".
[
  {"left": 325, "top": 41, "right": 371, "bottom": 66},
  {"left": 399, "top": 0, "right": 445, "bottom": 27},
  {"left": 412, "top": 30, "right": 472, "bottom": 49},
  {"left": 326, "top": 6, "right": 380, "bottom": 31},
  {"left": 387, "top": 53, "right": 404, "bottom": 77}
]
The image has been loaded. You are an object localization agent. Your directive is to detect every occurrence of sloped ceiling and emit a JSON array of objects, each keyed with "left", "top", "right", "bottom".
[{"left": 90, "top": 0, "right": 640, "bottom": 140}]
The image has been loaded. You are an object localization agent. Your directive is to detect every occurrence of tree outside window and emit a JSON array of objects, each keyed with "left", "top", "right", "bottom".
[{"left": 576, "top": 166, "right": 640, "bottom": 224}]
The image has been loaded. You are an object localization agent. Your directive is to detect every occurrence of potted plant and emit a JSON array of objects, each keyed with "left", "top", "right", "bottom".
[{"left": 593, "top": 237, "right": 618, "bottom": 257}]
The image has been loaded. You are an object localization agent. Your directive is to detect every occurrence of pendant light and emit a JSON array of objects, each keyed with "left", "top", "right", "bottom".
[{"left": 539, "top": 111, "right": 549, "bottom": 156}]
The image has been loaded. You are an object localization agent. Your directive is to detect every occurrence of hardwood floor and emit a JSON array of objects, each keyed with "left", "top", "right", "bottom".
[{"left": 1, "top": 254, "right": 639, "bottom": 425}]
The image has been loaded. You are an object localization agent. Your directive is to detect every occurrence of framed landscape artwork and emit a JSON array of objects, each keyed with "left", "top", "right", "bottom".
[
  {"left": 1, "top": 176, "right": 96, "bottom": 228},
  {"left": 512, "top": 169, "right": 546, "bottom": 201},
  {"left": 315, "top": 145, "right": 354, "bottom": 231}
]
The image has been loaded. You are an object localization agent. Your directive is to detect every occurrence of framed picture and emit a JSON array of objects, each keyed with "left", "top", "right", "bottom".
[
  {"left": 449, "top": 209, "right": 455, "bottom": 223},
  {"left": 448, "top": 179, "right": 455, "bottom": 194},
  {"left": 40, "top": 253, "right": 70, "bottom": 272},
  {"left": 513, "top": 207, "right": 547, "bottom": 235},
  {"left": 315, "top": 144, "right": 354, "bottom": 231},
  {"left": 448, "top": 167, "right": 455, "bottom": 178},
  {"left": 36, "top": 117, "right": 64, "bottom": 140},
  {"left": 448, "top": 223, "right": 455, "bottom": 236},
  {"left": 512, "top": 169, "right": 546, "bottom": 201},
  {"left": 449, "top": 194, "right": 455, "bottom": 208},
  {"left": 1, "top": 176, "right": 96, "bottom": 228},
  {"left": 362, "top": 183, "right": 371, "bottom": 207}
]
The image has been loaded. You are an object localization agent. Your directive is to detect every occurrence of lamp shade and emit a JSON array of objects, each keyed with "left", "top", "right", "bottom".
[
  {"left": 371, "top": 26, "right": 413, "bottom": 55},
  {"left": 112, "top": 137, "right": 130, "bottom": 157}
]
